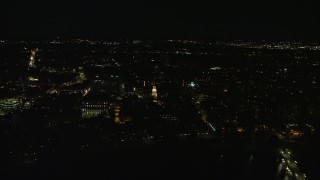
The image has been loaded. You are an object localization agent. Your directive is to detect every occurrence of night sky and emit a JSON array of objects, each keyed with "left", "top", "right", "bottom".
[{"left": 1, "top": 1, "right": 320, "bottom": 40}]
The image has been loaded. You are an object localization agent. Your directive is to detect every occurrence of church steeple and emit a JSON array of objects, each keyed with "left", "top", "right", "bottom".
[{"left": 152, "top": 86, "right": 157, "bottom": 101}]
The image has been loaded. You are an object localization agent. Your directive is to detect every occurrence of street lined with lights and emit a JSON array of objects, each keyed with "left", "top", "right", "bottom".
[{"left": 280, "top": 149, "right": 306, "bottom": 180}]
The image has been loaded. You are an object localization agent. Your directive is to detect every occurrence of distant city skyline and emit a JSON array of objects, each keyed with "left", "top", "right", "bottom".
[{"left": 0, "top": 35, "right": 315, "bottom": 180}]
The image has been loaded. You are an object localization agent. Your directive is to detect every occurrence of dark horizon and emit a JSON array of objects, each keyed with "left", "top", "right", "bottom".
[
  {"left": 1, "top": 1, "right": 320, "bottom": 41},
  {"left": 1, "top": 36, "right": 320, "bottom": 43}
]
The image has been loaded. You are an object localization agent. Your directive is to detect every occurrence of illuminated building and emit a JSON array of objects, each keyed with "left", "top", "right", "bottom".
[
  {"left": 28, "top": 76, "right": 39, "bottom": 82},
  {"left": 188, "top": 82, "right": 198, "bottom": 88},
  {"left": 81, "top": 101, "right": 109, "bottom": 118},
  {"left": 152, "top": 86, "right": 157, "bottom": 101},
  {"left": 76, "top": 72, "right": 87, "bottom": 83},
  {"left": 289, "top": 130, "right": 303, "bottom": 138},
  {"left": 287, "top": 126, "right": 304, "bottom": 139},
  {"left": 29, "top": 49, "right": 37, "bottom": 68},
  {"left": 114, "top": 106, "right": 124, "bottom": 124},
  {"left": 237, "top": 127, "right": 245, "bottom": 133},
  {"left": 0, "top": 98, "right": 21, "bottom": 111}
]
